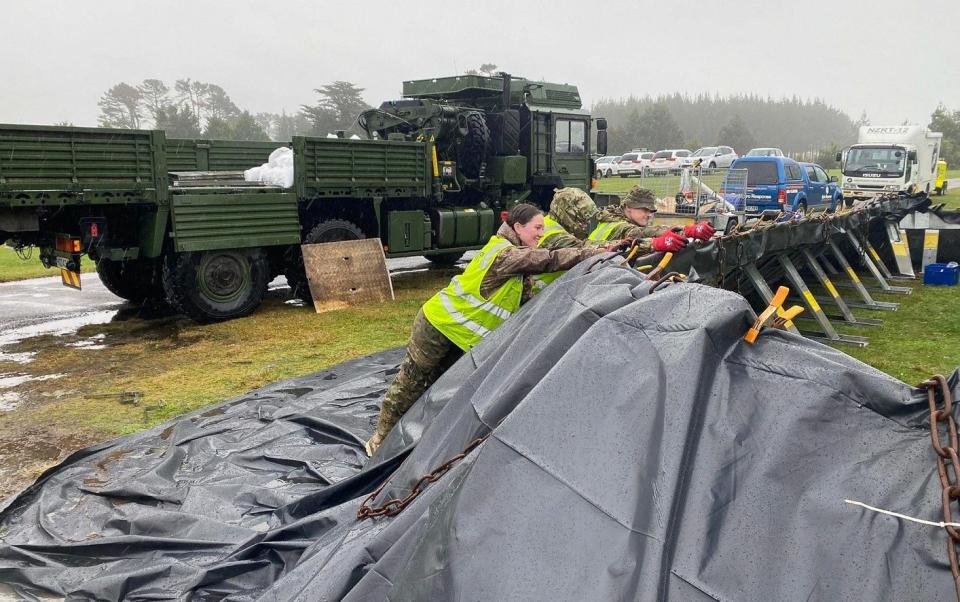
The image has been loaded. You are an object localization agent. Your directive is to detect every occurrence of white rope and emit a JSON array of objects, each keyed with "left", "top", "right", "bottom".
[{"left": 845, "top": 499, "right": 960, "bottom": 528}]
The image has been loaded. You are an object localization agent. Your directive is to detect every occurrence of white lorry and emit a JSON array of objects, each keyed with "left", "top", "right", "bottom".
[{"left": 838, "top": 125, "right": 942, "bottom": 203}]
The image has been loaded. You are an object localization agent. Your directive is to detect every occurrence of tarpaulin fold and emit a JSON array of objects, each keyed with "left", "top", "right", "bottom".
[{"left": 0, "top": 255, "right": 957, "bottom": 600}]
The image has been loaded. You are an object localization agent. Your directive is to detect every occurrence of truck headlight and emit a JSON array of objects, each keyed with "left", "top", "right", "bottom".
[{"left": 885, "top": 185, "right": 899, "bottom": 190}]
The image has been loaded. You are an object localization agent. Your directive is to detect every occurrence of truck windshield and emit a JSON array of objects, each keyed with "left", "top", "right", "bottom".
[{"left": 844, "top": 146, "right": 905, "bottom": 177}]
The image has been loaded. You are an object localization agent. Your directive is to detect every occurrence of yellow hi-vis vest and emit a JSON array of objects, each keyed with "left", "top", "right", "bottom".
[
  {"left": 588, "top": 220, "right": 626, "bottom": 241},
  {"left": 422, "top": 236, "right": 523, "bottom": 351},
  {"left": 530, "top": 214, "right": 569, "bottom": 294}
]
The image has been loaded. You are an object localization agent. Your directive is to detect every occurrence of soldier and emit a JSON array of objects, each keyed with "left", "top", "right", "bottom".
[
  {"left": 589, "top": 186, "right": 715, "bottom": 253},
  {"left": 539, "top": 187, "right": 607, "bottom": 251},
  {"left": 531, "top": 187, "right": 618, "bottom": 292},
  {"left": 365, "top": 203, "right": 621, "bottom": 456}
]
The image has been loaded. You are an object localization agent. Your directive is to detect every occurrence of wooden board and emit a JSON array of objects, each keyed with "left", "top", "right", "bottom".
[{"left": 301, "top": 239, "right": 394, "bottom": 313}]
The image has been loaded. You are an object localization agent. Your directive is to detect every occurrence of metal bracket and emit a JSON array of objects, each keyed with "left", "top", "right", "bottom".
[
  {"left": 845, "top": 230, "right": 913, "bottom": 295},
  {"left": 884, "top": 222, "right": 915, "bottom": 278},
  {"left": 824, "top": 241, "right": 899, "bottom": 311},
  {"left": 778, "top": 254, "right": 868, "bottom": 347},
  {"left": 800, "top": 248, "right": 881, "bottom": 328}
]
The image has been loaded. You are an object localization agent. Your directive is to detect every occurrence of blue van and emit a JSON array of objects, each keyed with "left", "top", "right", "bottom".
[{"left": 729, "top": 156, "right": 840, "bottom": 215}]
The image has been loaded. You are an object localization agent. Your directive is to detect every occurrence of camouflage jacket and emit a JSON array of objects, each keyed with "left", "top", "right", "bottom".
[
  {"left": 594, "top": 206, "right": 684, "bottom": 253},
  {"left": 482, "top": 222, "right": 605, "bottom": 301},
  {"left": 538, "top": 214, "right": 608, "bottom": 251}
]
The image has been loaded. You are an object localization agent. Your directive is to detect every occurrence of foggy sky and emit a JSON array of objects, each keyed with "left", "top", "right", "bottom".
[{"left": 4, "top": 0, "right": 958, "bottom": 128}]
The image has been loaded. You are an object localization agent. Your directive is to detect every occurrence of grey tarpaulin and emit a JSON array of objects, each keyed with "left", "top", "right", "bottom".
[{"left": 1, "top": 257, "right": 958, "bottom": 600}]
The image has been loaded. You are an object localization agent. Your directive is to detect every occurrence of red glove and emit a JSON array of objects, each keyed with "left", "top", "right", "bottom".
[
  {"left": 683, "top": 221, "right": 716, "bottom": 241},
  {"left": 651, "top": 231, "right": 687, "bottom": 252}
]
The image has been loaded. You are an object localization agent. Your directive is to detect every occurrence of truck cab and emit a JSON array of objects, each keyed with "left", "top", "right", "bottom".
[
  {"left": 399, "top": 74, "right": 598, "bottom": 204},
  {"left": 839, "top": 126, "right": 942, "bottom": 201}
]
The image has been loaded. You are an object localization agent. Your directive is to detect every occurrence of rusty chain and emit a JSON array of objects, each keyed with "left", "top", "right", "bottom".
[
  {"left": 924, "top": 375, "right": 960, "bottom": 600},
  {"left": 357, "top": 433, "right": 491, "bottom": 520}
]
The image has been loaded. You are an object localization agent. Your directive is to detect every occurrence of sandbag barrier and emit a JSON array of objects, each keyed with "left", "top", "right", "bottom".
[{"left": 664, "top": 193, "right": 931, "bottom": 346}]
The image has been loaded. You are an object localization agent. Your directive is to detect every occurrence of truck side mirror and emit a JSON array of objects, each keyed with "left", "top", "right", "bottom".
[
  {"left": 908, "top": 150, "right": 917, "bottom": 161},
  {"left": 595, "top": 118, "right": 608, "bottom": 131},
  {"left": 597, "top": 130, "right": 608, "bottom": 156},
  {"left": 835, "top": 152, "right": 842, "bottom": 162}
]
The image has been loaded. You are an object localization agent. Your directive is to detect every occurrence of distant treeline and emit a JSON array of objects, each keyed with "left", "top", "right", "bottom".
[
  {"left": 592, "top": 93, "right": 860, "bottom": 159},
  {"left": 95, "top": 79, "right": 369, "bottom": 141}
]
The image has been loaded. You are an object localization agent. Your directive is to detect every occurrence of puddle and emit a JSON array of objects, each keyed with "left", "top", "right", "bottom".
[
  {"left": 94, "top": 448, "right": 134, "bottom": 472},
  {"left": 0, "top": 351, "right": 36, "bottom": 364},
  {"left": 277, "top": 387, "right": 313, "bottom": 398},
  {"left": 0, "top": 311, "right": 118, "bottom": 362},
  {"left": 68, "top": 334, "right": 107, "bottom": 349},
  {"left": 0, "top": 373, "right": 64, "bottom": 389},
  {"left": 0, "top": 391, "right": 20, "bottom": 411}
]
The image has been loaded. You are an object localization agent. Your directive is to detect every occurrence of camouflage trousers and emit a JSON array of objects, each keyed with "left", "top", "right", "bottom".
[{"left": 374, "top": 308, "right": 463, "bottom": 439}]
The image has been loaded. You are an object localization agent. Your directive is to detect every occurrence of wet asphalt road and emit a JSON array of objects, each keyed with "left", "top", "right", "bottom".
[{"left": 0, "top": 255, "right": 470, "bottom": 336}]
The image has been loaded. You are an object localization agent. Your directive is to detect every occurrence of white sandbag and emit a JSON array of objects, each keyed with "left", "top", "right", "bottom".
[{"left": 244, "top": 147, "right": 294, "bottom": 189}]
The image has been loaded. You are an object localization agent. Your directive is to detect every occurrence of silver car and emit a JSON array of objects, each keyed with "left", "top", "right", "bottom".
[{"left": 684, "top": 146, "right": 739, "bottom": 168}]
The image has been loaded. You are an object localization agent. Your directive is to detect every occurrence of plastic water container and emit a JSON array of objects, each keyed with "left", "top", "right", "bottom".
[{"left": 924, "top": 262, "right": 959, "bottom": 286}]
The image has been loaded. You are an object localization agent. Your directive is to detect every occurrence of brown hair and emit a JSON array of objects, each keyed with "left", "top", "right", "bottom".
[{"left": 506, "top": 203, "right": 543, "bottom": 228}]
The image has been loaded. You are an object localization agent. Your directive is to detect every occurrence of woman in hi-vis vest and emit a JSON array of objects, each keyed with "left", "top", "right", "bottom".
[{"left": 366, "top": 203, "right": 619, "bottom": 455}]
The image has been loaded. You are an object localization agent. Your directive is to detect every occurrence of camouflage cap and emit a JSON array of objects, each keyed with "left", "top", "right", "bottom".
[
  {"left": 549, "top": 187, "right": 599, "bottom": 236},
  {"left": 622, "top": 186, "right": 657, "bottom": 212}
]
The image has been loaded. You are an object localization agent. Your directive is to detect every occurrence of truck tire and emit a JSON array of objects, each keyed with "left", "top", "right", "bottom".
[
  {"left": 162, "top": 248, "right": 269, "bottom": 322},
  {"left": 285, "top": 219, "right": 366, "bottom": 303},
  {"left": 457, "top": 112, "right": 489, "bottom": 179},
  {"left": 425, "top": 251, "right": 465, "bottom": 266},
  {"left": 96, "top": 259, "right": 162, "bottom": 305}
]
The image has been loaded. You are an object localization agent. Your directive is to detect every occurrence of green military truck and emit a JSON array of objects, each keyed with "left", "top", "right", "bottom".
[{"left": 0, "top": 73, "right": 607, "bottom": 322}]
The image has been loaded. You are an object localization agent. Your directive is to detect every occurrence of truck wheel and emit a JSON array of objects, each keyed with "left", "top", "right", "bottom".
[
  {"left": 285, "top": 219, "right": 365, "bottom": 303},
  {"left": 425, "top": 251, "right": 465, "bottom": 266},
  {"left": 96, "top": 259, "right": 162, "bottom": 304},
  {"left": 162, "top": 248, "right": 269, "bottom": 322},
  {"left": 457, "top": 112, "right": 489, "bottom": 179}
]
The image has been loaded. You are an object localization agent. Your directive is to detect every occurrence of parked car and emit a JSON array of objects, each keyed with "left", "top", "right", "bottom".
[
  {"left": 594, "top": 155, "right": 620, "bottom": 178},
  {"left": 728, "top": 156, "right": 840, "bottom": 215},
  {"left": 649, "top": 149, "right": 692, "bottom": 174},
  {"left": 683, "top": 146, "right": 739, "bottom": 169},
  {"left": 616, "top": 151, "right": 655, "bottom": 177},
  {"left": 745, "top": 147, "right": 785, "bottom": 157}
]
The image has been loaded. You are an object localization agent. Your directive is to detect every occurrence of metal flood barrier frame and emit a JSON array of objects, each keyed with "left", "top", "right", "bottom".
[{"left": 664, "top": 193, "right": 932, "bottom": 348}]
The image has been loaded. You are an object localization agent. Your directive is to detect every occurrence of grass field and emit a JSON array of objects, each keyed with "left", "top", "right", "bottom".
[
  {"left": 0, "top": 269, "right": 452, "bottom": 497},
  {"left": 0, "top": 245, "right": 95, "bottom": 282}
]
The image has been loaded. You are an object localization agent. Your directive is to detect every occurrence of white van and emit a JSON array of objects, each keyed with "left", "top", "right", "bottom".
[{"left": 839, "top": 125, "right": 942, "bottom": 201}]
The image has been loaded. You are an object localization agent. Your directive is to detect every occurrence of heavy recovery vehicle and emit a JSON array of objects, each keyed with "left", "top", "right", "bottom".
[{"left": 0, "top": 73, "right": 609, "bottom": 321}]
